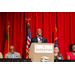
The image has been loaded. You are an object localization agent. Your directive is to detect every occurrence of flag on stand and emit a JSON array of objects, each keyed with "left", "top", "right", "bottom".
[
  {"left": 26, "top": 21, "right": 31, "bottom": 58},
  {"left": 54, "top": 25, "right": 58, "bottom": 47},
  {"left": 3, "top": 22, "right": 10, "bottom": 58}
]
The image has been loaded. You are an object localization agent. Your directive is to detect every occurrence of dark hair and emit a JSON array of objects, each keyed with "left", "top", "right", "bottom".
[{"left": 69, "top": 44, "right": 75, "bottom": 51}]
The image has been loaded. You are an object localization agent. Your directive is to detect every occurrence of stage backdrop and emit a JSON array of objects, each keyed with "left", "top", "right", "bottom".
[{"left": 0, "top": 12, "right": 75, "bottom": 59}]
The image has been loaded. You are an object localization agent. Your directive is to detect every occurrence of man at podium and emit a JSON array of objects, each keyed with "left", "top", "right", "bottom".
[{"left": 29, "top": 29, "right": 47, "bottom": 48}]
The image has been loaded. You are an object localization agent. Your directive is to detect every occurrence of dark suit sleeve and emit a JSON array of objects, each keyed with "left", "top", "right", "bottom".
[
  {"left": 44, "top": 38, "right": 47, "bottom": 43},
  {"left": 45, "top": 38, "right": 47, "bottom": 43}
]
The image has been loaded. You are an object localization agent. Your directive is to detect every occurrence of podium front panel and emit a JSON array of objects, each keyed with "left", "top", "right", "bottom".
[{"left": 29, "top": 43, "right": 54, "bottom": 62}]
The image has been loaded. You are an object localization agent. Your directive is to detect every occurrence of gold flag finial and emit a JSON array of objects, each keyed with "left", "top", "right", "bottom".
[{"left": 26, "top": 18, "right": 31, "bottom": 22}]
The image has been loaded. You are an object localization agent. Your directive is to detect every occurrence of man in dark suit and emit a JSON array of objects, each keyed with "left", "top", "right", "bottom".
[{"left": 29, "top": 29, "right": 47, "bottom": 48}]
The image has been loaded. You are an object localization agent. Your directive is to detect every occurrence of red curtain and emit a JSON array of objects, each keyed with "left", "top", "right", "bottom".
[{"left": 0, "top": 12, "right": 75, "bottom": 59}]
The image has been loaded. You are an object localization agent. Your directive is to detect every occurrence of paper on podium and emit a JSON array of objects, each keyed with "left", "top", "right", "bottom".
[{"left": 40, "top": 56, "right": 49, "bottom": 62}]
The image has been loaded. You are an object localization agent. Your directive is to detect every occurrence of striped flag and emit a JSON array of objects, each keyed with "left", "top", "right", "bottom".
[
  {"left": 54, "top": 25, "right": 58, "bottom": 47},
  {"left": 4, "top": 22, "right": 10, "bottom": 58},
  {"left": 26, "top": 21, "right": 31, "bottom": 58}
]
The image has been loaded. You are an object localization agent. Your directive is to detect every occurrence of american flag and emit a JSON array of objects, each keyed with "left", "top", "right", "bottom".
[{"left": 26, "top": 22, "right": 31, "bottom": 58}]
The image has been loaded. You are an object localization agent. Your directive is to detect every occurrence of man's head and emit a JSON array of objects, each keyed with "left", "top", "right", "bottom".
[
  {"left": 9, "top": 45, "right": 15, "bottom": 53},
  {"left": 36, "top": 29, "right": 42, "bottom": 36},
  {"left": 54, "top": 47, "right": 59, "bottom": 53}
]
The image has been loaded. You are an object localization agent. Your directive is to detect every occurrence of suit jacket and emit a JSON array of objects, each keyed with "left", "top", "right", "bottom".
[
  {"left": 0, "top": 52, "right": 3, "bottom": 58},
  {"left": 29, "top": 36, "right": 47, "bottom": 48},
  {"left": 5, "top": 52, "right": 21, "bottom": 58}
]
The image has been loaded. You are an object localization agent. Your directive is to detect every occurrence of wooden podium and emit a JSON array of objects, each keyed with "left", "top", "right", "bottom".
[{"left": 29, "top": 43, "right": 54, "bottom": 62}]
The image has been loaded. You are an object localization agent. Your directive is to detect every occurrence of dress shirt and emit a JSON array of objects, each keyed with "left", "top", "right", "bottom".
[
  {"left": 11, "top": 53, "right": 15, "bottom": 58},
  {"left": 37, "top": 35, "right": 42, "bottom": 43}
]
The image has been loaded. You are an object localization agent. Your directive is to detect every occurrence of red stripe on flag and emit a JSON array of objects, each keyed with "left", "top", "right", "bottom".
[
  {"left": 26, "top": 47, "right": 28, "bottom": 49},
  {"left": 27, "top": 38, "right": 31, "bottom": 43},
  {"left": 26, "top": 42, "right": 30, "bottom": 46}
]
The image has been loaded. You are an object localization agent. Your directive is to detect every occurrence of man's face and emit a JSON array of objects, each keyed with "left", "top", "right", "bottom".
[
  {"left": 37, "top": 29, "right": 42, "bottom": 36},
  {"left": 9, "top": 46, "right": 15, "bottom": 53},
  {"left": 54, "top": 47, "right": 59, "bottom": 53}
]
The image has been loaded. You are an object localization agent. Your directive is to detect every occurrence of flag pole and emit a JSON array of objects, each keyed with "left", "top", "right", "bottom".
[{"left": 8, "top": 24, "right": 10, "bottom": 52}]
